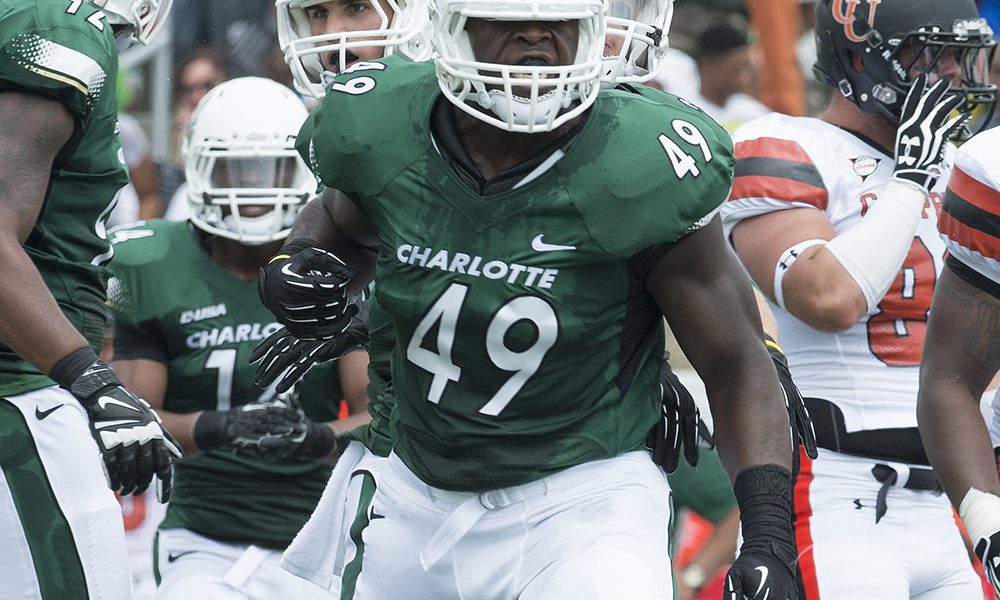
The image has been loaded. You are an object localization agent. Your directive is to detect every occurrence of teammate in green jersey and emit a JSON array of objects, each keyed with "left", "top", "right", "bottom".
[
  {"left": 0, "top": 1, "right": 179, "bottom": 598},
  {"left": 106, "top": 77, "right": 370, "bottom": 600},
  {"left": 256, "top": 0, "right": 803, "bottom": 597}
]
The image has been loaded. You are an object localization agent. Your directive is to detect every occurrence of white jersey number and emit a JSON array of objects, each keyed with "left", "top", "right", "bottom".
[{"left": 406, "top": 282, "right": 558, "bottom": 416}]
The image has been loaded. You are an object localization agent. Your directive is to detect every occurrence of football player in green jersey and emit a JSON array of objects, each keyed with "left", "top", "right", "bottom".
[
  {"left": 0, "top": 1, "right": 179, "bottom": 598},
  {"left": 262, "top": 0, "right": 800, "bottom": 598},
  {"left": 106, "top": 77, "right": 371, "bottom": 600}
]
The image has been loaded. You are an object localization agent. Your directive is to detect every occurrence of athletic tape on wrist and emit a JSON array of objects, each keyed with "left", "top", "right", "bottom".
[
  {"left": 960, "top": 487, "right": 1000, "bottom": 543},
  {"left": 773, "top": 239, "right": 827, "bottom": 310},
  {"left": 824, "top": 178, "right": 927, "bottom": 313}
]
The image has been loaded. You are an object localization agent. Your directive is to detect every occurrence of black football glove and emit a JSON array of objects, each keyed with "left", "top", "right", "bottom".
[
  {"left": 193, "top": 397, "right": 307, "bottom": 461},
  {"left": 251, "top": 297, "right": 369, "bottom": 394},
  {"left": 892, "top": 74, "right": 967, "bottom": 193},
  {"left": 59, "top": 355, "right": 182, "bottom": 502},
  {"left": 764, "top": 336, "right": 818, "bottom": 460},
  {"left": 725, "top": 465, "right": 799, "bottom": 600},
  {"left": 975, "top": 529, "right": 1000, "bottom": 598},
  {"left": 257, "top": 238, "right": 357, "bottom": 340},
  {"left": 647, "top": 358, "right": 714, "bottom": 474}
]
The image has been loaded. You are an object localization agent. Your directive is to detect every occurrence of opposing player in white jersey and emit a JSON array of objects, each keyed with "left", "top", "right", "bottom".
[
  {"left": 918, "top": 127, "right": 1000, "bottom": 596},
  {"left": 720, "top": 0, "right": 996, "bottom": 598}
]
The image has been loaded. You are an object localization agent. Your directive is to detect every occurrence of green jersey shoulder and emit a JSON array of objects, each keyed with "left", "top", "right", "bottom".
[
  {"left": 300, "top": 54, "right": 734, "bottom": 257},
  {"left": 0, "top": 0, "right": 118, "bottom": 129}
]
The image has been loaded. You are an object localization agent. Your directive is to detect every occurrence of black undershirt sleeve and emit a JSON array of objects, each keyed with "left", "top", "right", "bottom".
[{"left": 112, "top": 317, "right": 169, "bottom": 364}]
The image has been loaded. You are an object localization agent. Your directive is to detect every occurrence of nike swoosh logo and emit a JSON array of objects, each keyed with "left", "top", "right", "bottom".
[
  {"left": 35, "top": 404, "right": 65, "bottom": 420},
  {"left": 281, "top": 264, "right": 303, "bottom": 279},
  {"left": 167, "top": 550, "right": 197, "bottom": 563},
  {"left": 94, "top": 419, "right": 142, "bottom": 429},
  {"left": 531, "top": 234, "right": 576, "bottom": 252},
  {"left": 97, "top": 396, "right": 142, "bottom": 412},
  {"left": 754, "top": 565, "right": 769, "bottom": 595}
]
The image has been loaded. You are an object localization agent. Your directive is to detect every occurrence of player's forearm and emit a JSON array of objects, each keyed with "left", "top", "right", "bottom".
[
  {"left": 0, "top": 239, "right": 92, "bottom": 374},
  {"left": 288, "top": 195, "right": 338, "bottom": 246},
  {"left": 161, "top": 410, "right": 204, "bottom": 456},
  {"left": 686, "top": 508, "right": 740, "bottom": 580}
]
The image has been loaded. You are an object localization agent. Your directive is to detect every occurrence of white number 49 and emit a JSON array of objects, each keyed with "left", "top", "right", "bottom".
[{"left": 658, "top": 119, "right": 714, "bottom": 179}]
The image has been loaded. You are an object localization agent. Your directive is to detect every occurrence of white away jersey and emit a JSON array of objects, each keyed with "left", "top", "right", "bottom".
[
  {"left": 721, "top": 113, "right": 951, "bottom": 432},
  {"left": 939, "top": 126, "right": 1000, "bottom": 283}
]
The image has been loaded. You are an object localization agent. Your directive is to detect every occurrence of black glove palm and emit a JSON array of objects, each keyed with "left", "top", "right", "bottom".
[
  {"left": 258, "top": 239, "right": 357, "bottom": 340},
  {"left": 765, "top": 336, "right": 818, "bottom": 460},
  {"left": 646, "top": 358, "right": 714, "bottom": 474},
  {"left": 194, "top": 398, "right": 307, "bottom": 461},
  {"left": 251, "top": 297, "right": 369, "bottom": 393}
]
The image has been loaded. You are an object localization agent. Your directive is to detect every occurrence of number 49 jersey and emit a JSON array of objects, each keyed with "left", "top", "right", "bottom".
[
  {"left": 721, "top": 113, "right": 950, "bottom": 433},
  {"left": 301, "top": 56, "right": 734, "bottom": 491},
  {"left": 0, "top": 0, "right": 129, "bottom": 396}
]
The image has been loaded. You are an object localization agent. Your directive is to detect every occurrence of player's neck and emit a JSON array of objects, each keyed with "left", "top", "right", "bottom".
[
  {"left": 821, "top": 95, "right": 896, "bottom": 153},
  {"left": 210, "top": 237, "right": 284, "bottom": 281},
  {"left": 452, "top": 106, "right": 584, "bottom": 181}
]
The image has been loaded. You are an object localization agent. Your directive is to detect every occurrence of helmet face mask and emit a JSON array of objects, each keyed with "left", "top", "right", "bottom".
[
  {"left": 91, "top": 0, "right": 174, "bottom": 47},
  {"left": 814, "top": 0, "right": 997, "bottom": 141},
  {"left": 183, "top": 78, "right": 316, "bottom": 246},
  {"left": 431, "top": 0, "right": 606, "bottom": 133},
  {"left": 277, "top": 0, "right": 433, "bottom": 98},
  {"left": 602, "top": 0, "right": 672, "bottom": 85}
]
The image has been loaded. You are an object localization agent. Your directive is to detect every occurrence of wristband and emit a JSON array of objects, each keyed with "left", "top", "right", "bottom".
[
  {"left": 193, "top": 411, "right": 228, "bottom": 451},
  {"left": 773, "top": 239, "right": 827, "bottom": 310},
  {"left": 299, "top": 422, "right": 337, "bottom": 459},
  {"left": 733, "top": 464, "right": 795, "bottom": 552},
  {"left": 49, "top": 346, "right": 105, "bottom": 389}
]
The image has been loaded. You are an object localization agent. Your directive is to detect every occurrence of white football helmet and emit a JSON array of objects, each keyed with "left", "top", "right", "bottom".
[
  {"left": 602, "top": 0, "right": 672, "bottom": 84},
  {"left": 182, "top": 77, "right": 316, "bottom": 246},
  {"left": 89, "top": 0, "right": 174, "bottom": 46},
  {"left": 431, "top": 0, "right": 605, "bottom": 133},
  {"left": 277, "top": 0, "right": 433, "bottom": 98}
]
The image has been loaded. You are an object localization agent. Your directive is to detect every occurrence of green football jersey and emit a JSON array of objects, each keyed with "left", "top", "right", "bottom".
[
  {"left": 107, "top": 220, "right": 342, "bottom": 548},
  {"left": 0, "top": 0, "right": 129, "bottom": 396},
  {"left": 300, "top": 56, "right": 734, "bottom": 491},
  {"left": 341, "top": 291, "right": 395, "bottom": 457}
]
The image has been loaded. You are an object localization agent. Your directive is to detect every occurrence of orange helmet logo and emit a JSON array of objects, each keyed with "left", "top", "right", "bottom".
[{"left": 832, "top": 0, "right": 882, "bottom": 43}]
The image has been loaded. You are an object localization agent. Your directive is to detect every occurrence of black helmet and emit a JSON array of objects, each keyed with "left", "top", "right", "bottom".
[{"left": 814, "top": 0, "right": 997, "bottom": 139}]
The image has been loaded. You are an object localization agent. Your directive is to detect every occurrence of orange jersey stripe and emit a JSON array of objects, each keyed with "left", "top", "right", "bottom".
[
  {"left": 794, "top": 447, "right": 821, "bottom": 599},
  {"left": 730, "top": 174, "right": 829, "bottom": 210},
  {"left": 939, "top": 208, "right": 1000, "bottom": 262},
  {"left": 735, "top": 138, "right": 815, "bottom": 164},
  {"left": 948, "top": 167, "right": 1000, "bottom": 216}
]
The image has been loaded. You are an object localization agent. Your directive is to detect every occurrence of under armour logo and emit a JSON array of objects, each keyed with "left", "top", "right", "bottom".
[
  {"left": 779, "top": 249, "right": 800, "bottom": 271},
  {"left": 854, "top": 498, "right": 865, "bottom": 510},
  {"left": 898, "top": 135, "right": 921, "bottom": 166}
]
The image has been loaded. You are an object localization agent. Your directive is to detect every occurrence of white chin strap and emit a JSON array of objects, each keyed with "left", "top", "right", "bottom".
[
  {"left": 222, "top": 211, "right": 286, "bottom": 246},
  {"left": 478, "top": 89, "right": 570, "bottom": 128}
]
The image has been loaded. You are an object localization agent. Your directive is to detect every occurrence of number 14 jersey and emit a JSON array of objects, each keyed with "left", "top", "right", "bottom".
[
  {"left": 301, "top": 56, "right": 734, "bottom": 491},
  {"left": 721, "top": 113, "right": 951, "bottom": 433}
]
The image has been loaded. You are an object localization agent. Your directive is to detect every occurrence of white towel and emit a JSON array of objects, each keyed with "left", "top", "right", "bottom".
[{"left": 280, "top": 441, "right": 366, "bottom": 591}]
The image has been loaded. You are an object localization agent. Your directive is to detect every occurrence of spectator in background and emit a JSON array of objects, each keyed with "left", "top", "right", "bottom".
[
  {"left": 158, "top": 48, "right": 229, "bottom": 219},
  {"left": 746, "top": 0, "right": 805, "bottom": 115},
  {"left": 107, "top": 113, "right": 164, "bottom": 228},
  {"left": 170, "top": 0, "right": 278, "bottom": 77},
  {"left": 690, "top": 23, "right": 769, "bottom": 132}
]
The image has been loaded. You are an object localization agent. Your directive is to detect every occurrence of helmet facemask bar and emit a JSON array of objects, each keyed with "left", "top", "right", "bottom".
[
  {"left": 888, "top": 25, "right": 998, "bottom": 139},
  {"left": 277, "top": 0, "right": 431, "bottom": 98},
  {"left": 602, "top": 0, "right": 672, "bottom": 84},
  {"left": 432, "top": 0, "right": 607, "bottom": 133}
]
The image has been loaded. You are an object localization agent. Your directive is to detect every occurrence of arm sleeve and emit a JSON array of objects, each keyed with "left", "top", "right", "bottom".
[{"left": 112, "top": 318, "right": 169, "bottom": 364}]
